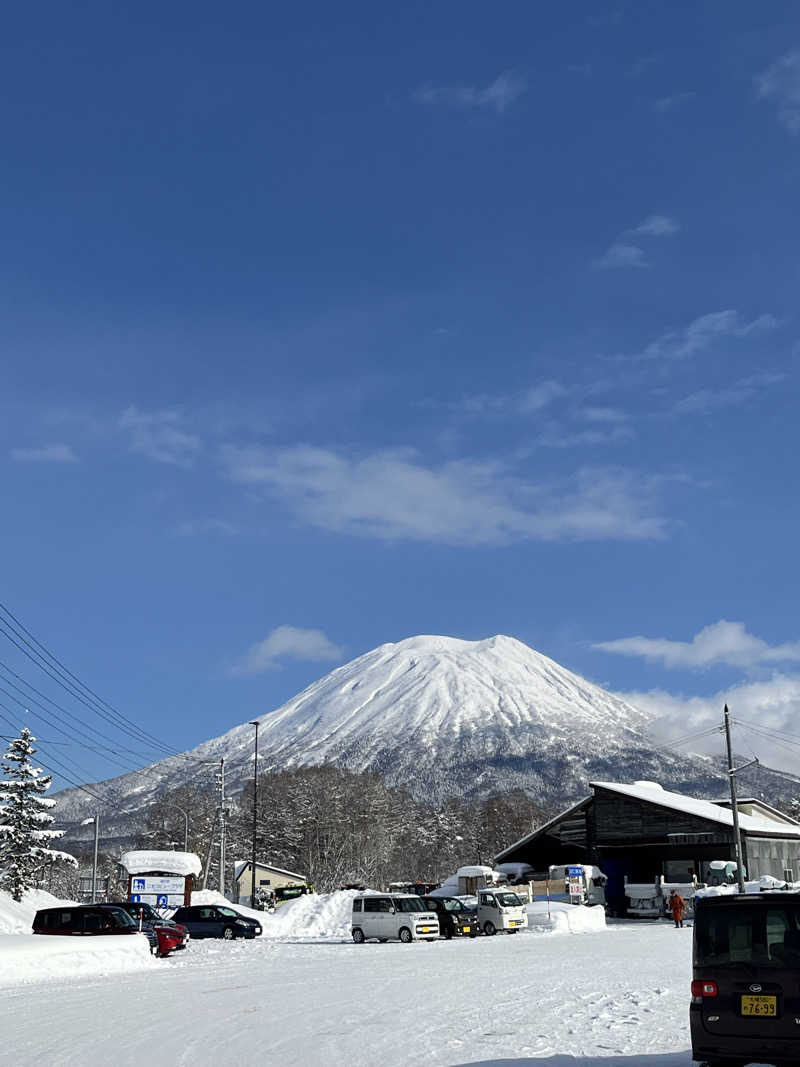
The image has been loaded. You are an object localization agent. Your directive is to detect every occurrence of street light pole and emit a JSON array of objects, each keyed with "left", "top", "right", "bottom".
[
  {"left": 173, "top": 805, "right": 189, "bottom": 852},
  {"left": 248, "top": 720, "right": 259, "bottom": 907}
]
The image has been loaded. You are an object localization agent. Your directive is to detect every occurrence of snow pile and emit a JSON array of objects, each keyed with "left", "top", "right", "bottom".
[
  {"left": 190, "top": 889, "right": 266, "bottom": 924},
  {"left": 524, "top": 900, "right": 607, "bottom": 935},
  {"left": 0, "top": 888, "right": 73, "bottom": 935},
  {"left": 696, "top": 876, "right": 800, "bottom": 899},
  {"left": 121, "top": 850, "right": 201, "bottom": 876},
  {"left": 262, "top": 890, "right": 360, "bottom": 939},
  {"left": 0, "top": 933, "right": 155, "bottom": 985}
]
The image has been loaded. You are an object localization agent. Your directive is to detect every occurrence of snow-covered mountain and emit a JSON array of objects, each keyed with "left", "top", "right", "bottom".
[{"left": 52, "top": 634, "right": 793, "bottom": 834}]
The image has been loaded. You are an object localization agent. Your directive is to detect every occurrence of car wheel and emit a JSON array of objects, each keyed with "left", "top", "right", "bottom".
[
  {"left": 352, "top": 927, "right": 365, "bottom": 944},
  {"left": 222, "top": 926, "right": 235, "bottom": 940},
  {"left": 484, "top": 921, "right": 496, "bottom": 936},
  {"left": 399, "top": 927, "right": 413, "bottom": 943}
]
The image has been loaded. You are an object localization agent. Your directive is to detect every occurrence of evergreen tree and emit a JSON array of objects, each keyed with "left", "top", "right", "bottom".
[{"left": 0, "top": 728, "right": 76, "bottom": 901}]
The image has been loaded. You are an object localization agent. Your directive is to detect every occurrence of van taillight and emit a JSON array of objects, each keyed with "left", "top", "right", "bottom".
[{"left": 691, "top": 980, "right": 718, "bottom": 998}]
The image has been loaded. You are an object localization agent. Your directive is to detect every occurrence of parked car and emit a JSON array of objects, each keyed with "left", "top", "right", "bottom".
[
  {"left": 96, "top": 902, "right": 189, "bottom": 957},
  {"left": 421, "top": 895, "right": 479, "bottom": 939},
  {"left": 32, "top": 905, "right": 143, "bottom": 938},
  {"left": 691, "top": 890, "right": 800, "bottom": 1067},
  {"left": 351, "top": 894, "right": 439, "bottom": 943},
  {"left": 171, "top": 904, "right": 262, "bottom": 940},
  {"left": 476, "top": 888, "right": 527, "bottom": 935}
]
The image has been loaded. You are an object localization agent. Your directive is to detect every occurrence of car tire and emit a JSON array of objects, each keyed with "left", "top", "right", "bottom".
[
  {"left": 484, "top": 921, "right": 496, "bottom": 936},
  {"left": 352, "top": 927, "right": 365, "bottom": 944},
  {"left": 222, "top": 926, "right": 236, "bottom": 940},
  {"left": 399, "top": 927, "right": 413, "bottom": 943}
]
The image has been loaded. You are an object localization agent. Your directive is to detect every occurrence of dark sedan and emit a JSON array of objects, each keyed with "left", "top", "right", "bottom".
[
  {"left": 421, "top": 896, "right": 480, "bottom": 939},
  {"left": 171, "top": 904, "right": 262, "bottom": 940}
]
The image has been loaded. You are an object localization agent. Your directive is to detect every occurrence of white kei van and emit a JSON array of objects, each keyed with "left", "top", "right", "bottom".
[
  {"left": 351, "top": 894, "right": 439, "bottom": 943},
  {"left": 476, "top": 888, "right": 527, "bottom": 935}
]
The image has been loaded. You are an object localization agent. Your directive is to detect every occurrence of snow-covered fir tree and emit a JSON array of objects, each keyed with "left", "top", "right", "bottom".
[{"left": 0, "top": 727, "right": 76, "bottom": 901}]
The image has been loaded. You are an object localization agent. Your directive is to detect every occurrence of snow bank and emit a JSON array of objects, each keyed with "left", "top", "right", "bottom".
[
  {"left": 525, "top": 900, "right": 607, "bottom": 935},
  {"left": 0, "top": 888, "right": 74, "bottom": 935},
  {"left": 121, "top": 850, "right": 201, "bottom": 876},
  {"left": 0, "top": 933, "right": 155, "bottom": 986}
]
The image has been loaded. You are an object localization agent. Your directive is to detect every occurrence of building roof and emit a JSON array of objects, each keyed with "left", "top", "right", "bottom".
[
  {"left": 591, "top": 781, "right": 800, "bottom": 838},
  {"left": 495, "top": 780, "right": 800, "bottom": 863},
  {"left": 120, "top": 850, "right": 202, "bottom": 876},
  {"left": 233, "top": 859, "right": 306, "bottom": 882},
  {"left": 710, "top": 797, "right": 799, "bottom": 827}
]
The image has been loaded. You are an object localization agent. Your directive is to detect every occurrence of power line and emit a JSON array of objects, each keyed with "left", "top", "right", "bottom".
[{"left": 0, "top": 611, "right": 180, "bottom": 757}]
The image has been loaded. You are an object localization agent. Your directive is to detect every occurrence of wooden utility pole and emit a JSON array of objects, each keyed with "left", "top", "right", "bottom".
[{"left": 724, "top": 703, "right": 747, "bottom": 895}]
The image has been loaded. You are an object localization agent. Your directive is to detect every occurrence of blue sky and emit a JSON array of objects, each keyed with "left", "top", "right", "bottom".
[{"left": 3, "top": 1, "right": 800, "bottom": 788}]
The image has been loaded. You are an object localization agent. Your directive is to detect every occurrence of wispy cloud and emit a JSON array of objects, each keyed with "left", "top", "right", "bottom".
[
  {"left": 10, "top": 444, "right": 79, "bottom": 463},
  {"left": 518, "top": 380, "right": 568, "bottom": 413},
  {"left": 594, "top": 214, "right": 678, "bottom": 269},
  {"left": 595, "top": 620, "right": 800, "bottom": 670},
  {"left": 230, "top": 625, "right": 344, "bottom": 676},
  {"left": 593, "top": 243, "right": 649, "bottom": 270},
  {"left": 413, "top": 71, "right": 527, "bottom": 115},
  {"left": 627, "top": 310, "right": 779, "bottom": 362},
  {"left": 654, "top": 91, "right": 695, "bottom": 113},
  {"left": 221, "top": 444, "right": 670, "bottom": 545},
  {"left": 671, "top": 372, "right": 785, "bottom": 416},
  {"left": 119, "top": 407, "right": 202, "bottom": 467},
  {"left": 631, "top": 214, "right": 679, "bottom": 237},
  {"left": 756, "top": 50, "right": 800, "bottom": 133}
]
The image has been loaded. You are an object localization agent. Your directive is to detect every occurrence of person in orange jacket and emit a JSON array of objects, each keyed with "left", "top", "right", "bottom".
[{"left": 668, "top": 889, "right": 686, "bottom": 927}]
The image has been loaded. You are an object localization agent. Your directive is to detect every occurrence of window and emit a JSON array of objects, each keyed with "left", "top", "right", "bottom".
[
  {"left": 352, "top": 899, "right": 362, "bottom": 912},
  {"left": 696, "top": 904, "right": 800, "bottom": 967},
  {"left": 376, "top": 899, "right": 394, "bottom": 913},
  {"left": 395, "top": 897, "right": 426, "bottom": 913},
  {"left": 363, "top": 898, "right": 381, "bottom": 913},
  {"left": 443, "top": 899, "right": 463, "bottom": 913}
]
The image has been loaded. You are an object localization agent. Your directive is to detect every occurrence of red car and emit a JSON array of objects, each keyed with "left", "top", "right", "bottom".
[{"left": 96, "top": 902, "right": 190, "bottom": 957}]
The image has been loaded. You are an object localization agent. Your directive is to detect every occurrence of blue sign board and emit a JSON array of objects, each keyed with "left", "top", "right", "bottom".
[
  {"left": 567, "top": 865, "right": 583, "bottom": 878},
  {"left": 130, "top": 894, "right": 141, "bottom": 903},
  {"left": 157, "top": 894, "right": 169, "bottom": 907}
]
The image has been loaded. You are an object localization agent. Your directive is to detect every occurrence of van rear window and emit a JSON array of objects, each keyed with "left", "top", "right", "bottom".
[{"left": 696, "top": 903, "right": 800, "bottom": 968}]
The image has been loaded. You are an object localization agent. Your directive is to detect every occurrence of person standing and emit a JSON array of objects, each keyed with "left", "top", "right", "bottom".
[{"left": 668, "top": 888, "right": 686, "bottom": 928}]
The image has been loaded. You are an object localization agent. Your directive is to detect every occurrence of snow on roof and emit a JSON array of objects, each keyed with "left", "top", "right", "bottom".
[
  {"left": 456, "top": 865, "right": 495, "bottom": 878},
  {"left": 591, "top": 781, "right": 800, "bottom": 838},
  {"left": 120, "top": 850, "right": 201, "bottom": 876},
  {"left": 233, "top": 859, "right": 306, "bottom": 882}
]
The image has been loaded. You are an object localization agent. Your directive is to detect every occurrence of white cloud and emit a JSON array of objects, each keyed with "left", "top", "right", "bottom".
[
  {"left": 620, "top": 675, "right": 800, "bottom": 775},
  {"left": 221, "top": 444, "right": 670, "bottom": 545},
  {"left": 631, "top": 214, "right": 679, "bottom": 237},
  {"left": 230, "top": 625, "right": 344, "bottom": 676},
  {"left": 593, "top": 243, "right": 648, "bottom": 270},
  {"left": 756, "top": 50, "right": 800, "bottom": 134},
  {"left": 10, "top": 444, "right": 78, "bottom": 463},
  {"left": 595, "top": 620, "right": 800, "bottom": 670},
  {"left": 119, "top": 407, "right": 202, "bottom": 467},
  {"left": 413, "top": 71, "right": 527, "bottom": 114},
  {"left": 636, "top": 310, "right": 779, "bottom": 362}
]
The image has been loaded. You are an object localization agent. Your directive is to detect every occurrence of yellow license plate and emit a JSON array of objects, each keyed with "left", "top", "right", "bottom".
[
  {"left": 462, "top": 926, "right": 470, "bottom": 933},
  {"left": 741, "top": 995, "right": 777, "bottom": 1016},
  {"left": 420, "top": 927, "right": 431, "bottom": 933}
]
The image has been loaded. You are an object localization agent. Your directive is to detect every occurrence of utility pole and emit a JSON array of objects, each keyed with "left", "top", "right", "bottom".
[
  {"left": 91, "top": 814, "right": 100, "bottom": 903},
  {"left": 724, "top": 703, "right": 747, "bottom": 895},
  {"left": 218, "top": 758, "right": 226, "bottom": 897},
  {"left": 249, "top": 721, "right": 260, "bottom": 908},
  {"left": 201, "top": 808, "right": 218, "bottom": 891}
]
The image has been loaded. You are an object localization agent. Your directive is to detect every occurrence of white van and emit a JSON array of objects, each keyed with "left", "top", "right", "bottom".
[
  {"left": 351, "top": 894, "right": 439, "bottom": 943},
  {"left": 476, "top": 888, "right": 527, "bottom": 935}
]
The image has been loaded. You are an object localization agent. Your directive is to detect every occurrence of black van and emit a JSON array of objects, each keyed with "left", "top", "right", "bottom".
[{"left": 691, "top": 891, "right": 800, "bottom": 1067}]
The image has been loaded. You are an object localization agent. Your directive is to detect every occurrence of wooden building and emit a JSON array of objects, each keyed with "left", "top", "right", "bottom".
[
  {"left": 233, "top": 860, "right": 307, "bottom": 906},
  {"left": 495, "top": 781, "right": 800, "bottom": 915}
]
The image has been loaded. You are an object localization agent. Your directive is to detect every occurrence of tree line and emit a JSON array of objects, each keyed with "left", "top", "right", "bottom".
[{"left": 130, "top": 765, "right": 552, "bottom": 894}]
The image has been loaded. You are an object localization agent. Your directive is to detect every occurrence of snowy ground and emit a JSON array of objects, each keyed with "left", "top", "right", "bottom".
[{"left": 0, "top": 890, "right": 706, "bottom": 1067}]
